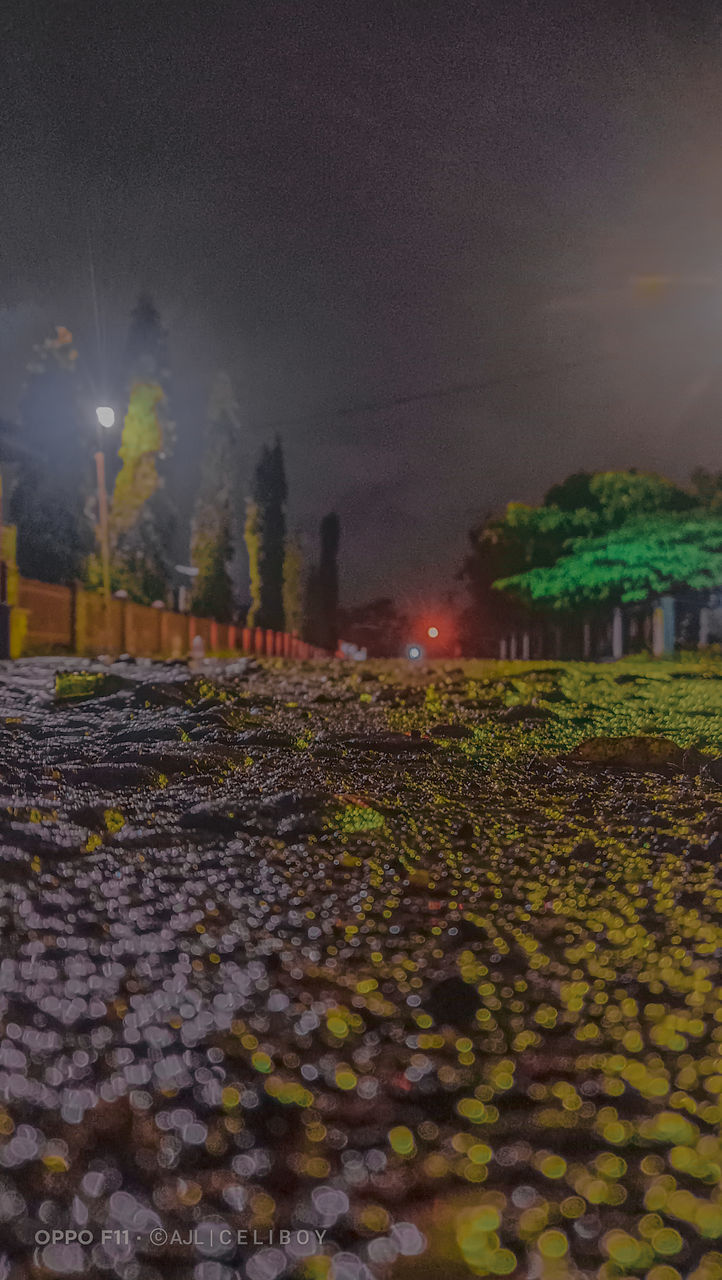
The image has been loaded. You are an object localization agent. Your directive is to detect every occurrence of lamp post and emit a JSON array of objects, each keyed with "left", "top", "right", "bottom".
[{"left": 95, "top": 406, "right": 114, "bottom": 649}]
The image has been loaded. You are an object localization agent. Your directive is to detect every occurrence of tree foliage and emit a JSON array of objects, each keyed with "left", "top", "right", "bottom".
[
  {"left": 10, "top": 326, "right": 94, "bottom": 583},
  {"left": 282, "top": 535, "right": 304, "bottom": 636},
  {"left": 190, "top": 373, "right": 240, "bottom": 621},
  {"left": 497, "top": 515, "right": 722, "bottom": 610},
  {"left": 339, "top": 596, "right": 408, "bottom": 657},
  {"left": 105, "top": 295, "right": 177, "bottom": 604},
  {"left": 124, "top": 294, "right": 172, "bottom": 402},
  {"left": 108, "top": 381, "right": 172, "bottom": 602},
  {"left": 247, "top": 438, "right": 287, "bottom": 630},
  {"left": 317, "top": 512, "right": 340, "bottom": 652},
  {"left": 244, "top": 500, "right": 262, "bottom": 627},
  {"left": 463, "top": 470, "right": 709, "bottom": 645}
]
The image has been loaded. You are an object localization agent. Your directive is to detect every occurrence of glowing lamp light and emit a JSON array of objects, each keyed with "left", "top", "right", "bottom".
[
  {"left": 96, "top": 406, "right": 115, "bottom": 429},
  {"left": 407, "top": 644, "right": 423, "bottom": 661},
  {"left": 427, "top": 626, "right": 439, "bottom": 638}
]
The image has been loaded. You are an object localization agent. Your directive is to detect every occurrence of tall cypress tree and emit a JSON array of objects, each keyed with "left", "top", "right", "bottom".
[
  {"left": 245, "top": 499, "right": 262, "bottom": 627},
  {"left": 246, "top": 438, "right": 286, "bottom": 630},
  {"left": 124, "top": 294, "right": 172, "bottom": 404},
  {"left": 109, "top": 295, "right": 176, "bottom": 601},
  {"left": 283, "top": 533, "right": 304, "bottom": 636},
  {"left": 318, "top": 512, "right": 340, "bottom": 651},
  {"left": 190, "top": 373, "right": 240, "bottom": 621},
  {"left": 303, "top": 513, "right": 340, "bottom": 650},
  {"left": 11, "top": 326, "right": 94, "bottom": 583},
  {"left": 108, "top": 382, "right": 173, "bottom": 601}
]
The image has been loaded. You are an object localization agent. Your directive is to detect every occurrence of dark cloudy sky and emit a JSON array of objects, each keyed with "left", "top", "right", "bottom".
[{"left": 2, "top": 1, "right": 722, "bottom": 604}]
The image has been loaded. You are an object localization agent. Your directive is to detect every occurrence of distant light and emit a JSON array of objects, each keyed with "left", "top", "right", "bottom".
[
  {"left": 96, "top": 406, "right": 115, "bottom": 429},
  {"left": 175, "top": 564, "right": 200, "bottom": 577},
  {"left": 427, "top": 626, "right": 439, "bottom": 638},
  {"left": 407, "top": 644, "right": 423, "bottom": 661}
]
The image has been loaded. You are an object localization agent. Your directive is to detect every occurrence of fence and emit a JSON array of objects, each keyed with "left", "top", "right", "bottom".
[
  {"left": 14, "top": 578, "right": 331, "bottom": 660},
  {"left": 495, "top": 592, "right": 721, "bottom": 662}
]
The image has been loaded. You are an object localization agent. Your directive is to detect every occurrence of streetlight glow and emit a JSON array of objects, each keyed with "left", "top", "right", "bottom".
[
  {"left": 96, "top": 406, "right": 115, "bottom": 429},
  {"left": 427, "top": 625, "right": 439, "bottom": 638}
]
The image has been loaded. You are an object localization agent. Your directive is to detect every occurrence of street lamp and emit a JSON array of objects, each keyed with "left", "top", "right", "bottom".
[{"left": 95, "top": 406, "right": 114, "bottom": 649}]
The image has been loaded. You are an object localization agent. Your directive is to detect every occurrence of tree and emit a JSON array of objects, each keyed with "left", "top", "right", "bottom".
[
  {"left": 244, "top": 499, "right": 262, "bottom": 626},
  {"left": 108, "top": 381, "right": 172, "bottom": 601},
  {"left": 283, "top": 534, "right": 304, "bottom": 636},
  {"left": 10, "top": 326, "right": 95, "bottom": 583},
  {"left": 303, "top": 514, "right": 340, "bottom": 651},
  {"left": 124, "top": 294, "right": 172, "bottom": 401},
  {"left": 317, "top": 512, "right": 340, "bottom": 652},
  {"left": 339, "top": 597, "right": 408, "bottom": 657},
  {"left": 690, "top": 467, "right": 722, "bottom": 511},
  {"left": 190, "top": 373, "right": 240, "bottom": 621},
  {"left": 303, "top": 564, "right": 321, "bottom": 646},
  {"left": 462, "top": 469, "right": 696, "bottom": 652},
  {"left": 496, "top": 514, "right": 722, "bottom": 611},
  {"left": 245, "top": 438, "right": 287, "bottom": 630},
  {"left": 107, "top": 295, "right": 177, "bottom": 603}
]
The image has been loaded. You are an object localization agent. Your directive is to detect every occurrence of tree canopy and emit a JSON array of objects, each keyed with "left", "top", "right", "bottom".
[
  {"left": 497, "top": 514, "right": 722, "bottom": 611},
  {"left": 462, "top": 469, "right": 722, "bottom": 642},
  {"left": 11, "top": 326, "right": 94, "bottom": 583},
  {"left": 190, "top": 373, "right": 240, "bottom": 621},
  {"left": 246, "top": 439, "right": 287, "bottom": 630}
]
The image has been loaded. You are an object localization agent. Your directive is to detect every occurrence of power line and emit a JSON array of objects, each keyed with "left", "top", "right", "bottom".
[{"left": 259, "top": 352, "right": 618, "bottom": 431}]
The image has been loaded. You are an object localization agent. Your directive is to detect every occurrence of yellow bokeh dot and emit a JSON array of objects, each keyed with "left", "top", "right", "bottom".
[{"left": 538, "top": 1229, "right": 568, "bottom": 1259}]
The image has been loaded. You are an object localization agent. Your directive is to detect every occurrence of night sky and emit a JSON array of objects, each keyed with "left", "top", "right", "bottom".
[{"left": 3, "top": 1, "right": 722, "bottom": 604}]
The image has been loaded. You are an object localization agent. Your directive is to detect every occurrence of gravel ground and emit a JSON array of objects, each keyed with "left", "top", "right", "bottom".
[{"left": 0, "top": 656, "right": 721, "bottom": 1280}]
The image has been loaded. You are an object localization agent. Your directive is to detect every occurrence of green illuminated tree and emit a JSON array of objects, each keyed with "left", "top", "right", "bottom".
[
  {"left": 108, "top": 380, "right": 172, "bottom": 602},
  {"left": 462, "top": 470, "right": 699, "bottom": 652},
  {"left": 190, "top": 373, "right": 240, "bottom": 621},
  {"left": 496, "top": 514, "right": 722, "bottom": 611},
  {"left": 106, "top": 295, "right": 177, "bottom": 603}
]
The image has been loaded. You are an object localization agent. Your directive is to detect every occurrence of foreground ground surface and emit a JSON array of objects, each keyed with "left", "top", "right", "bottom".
[{"left": 0, "top": 656, "right": 721, "bottom": 1279}]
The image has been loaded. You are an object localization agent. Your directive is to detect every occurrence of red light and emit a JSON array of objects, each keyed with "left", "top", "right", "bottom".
[{"left": 427, "top": 626, "right": 439, "bottom": 638}]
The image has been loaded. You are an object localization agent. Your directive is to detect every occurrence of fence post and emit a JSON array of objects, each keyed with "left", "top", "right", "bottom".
[
  {"left": 210, "top": 619, "right": 219, "bottom": 653},
  {"left": 652, "top": 596, "right": 675, "bottom": 657},
  {"left": 612, "top": 607, "right": 624, "bottom": 660}
]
